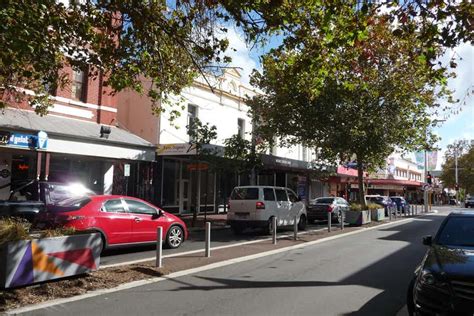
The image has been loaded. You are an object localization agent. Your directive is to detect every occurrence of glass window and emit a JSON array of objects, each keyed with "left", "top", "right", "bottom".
[
  {"left": 275, "top": 189, "right": 288, "bottom": 202},
  {"left": 230, "top": 187, "right": 259, "bottom": 200},
  {"left": 316, "top": 198, "right": 335, "bottom": 204},
  {"left": 437, "top": 217, "right": 474, "bottom": 247},
  {"left": 103, "top": 199, "right": 126, "bottom": 213},
  {"left": 162, "top": 160, "right": 179, "bottom": 206},
  {"left": 264, "top": 188, "right": 275, "bottom": 201},
  {"left": 187, "top": 104, "right": 198, "bottom": 141},
  {"left": 125, "top": 199, "right": 157, "bottom": 215},
  {"left": 237, "top": 118, "right": 245, "bottom": 138},
  {"left": 287, "top": 190, "right": 298, "bottom": 203},
  {"left": 71, "top": 69, "right": 86, "bottom": 101}
]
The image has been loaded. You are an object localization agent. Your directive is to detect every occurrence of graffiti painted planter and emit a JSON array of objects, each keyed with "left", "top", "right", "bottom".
[
  {"left": 0, "top": 233, "right": 101, "bottom": 289},
  {"left": 370, "top": 208, "right": 385, "bottom": 221},
  {"left": 345, "top": 210, "right": 371, "bottom": 226}
]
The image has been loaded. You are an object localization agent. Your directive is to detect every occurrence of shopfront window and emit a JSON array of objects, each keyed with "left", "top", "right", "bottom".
[
  {"left": 162, "top": 159, "right": 179, "bottom": 207},
  {"left": 49, "top": 155, "right": 104, "bottom": 193},
  {"left": 200, "top": 169, "right": 215, "bottom": 212},
  {"left": 258, "top": 172, "right": 274, "bottom": 186}
]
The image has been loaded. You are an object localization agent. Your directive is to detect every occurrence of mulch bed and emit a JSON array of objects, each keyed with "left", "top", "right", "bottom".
[{"left": 0, "top": 216, "right": 412, "bottom": 312}]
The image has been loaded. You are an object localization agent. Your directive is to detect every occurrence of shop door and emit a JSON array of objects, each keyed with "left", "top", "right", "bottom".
[{"left": 179, "top": 179, "right": 191, "bottom": 214}]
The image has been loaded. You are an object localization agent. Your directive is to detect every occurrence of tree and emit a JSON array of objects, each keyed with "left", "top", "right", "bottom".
[
  {"left": 0, "top": 0, "right": 238, "bottom": 118},
  {"left": 441, "top": 144, "right": 474, "bottom": 194},
  {"left": 249, "top": 6, "right": 456, "bottom": 207}
]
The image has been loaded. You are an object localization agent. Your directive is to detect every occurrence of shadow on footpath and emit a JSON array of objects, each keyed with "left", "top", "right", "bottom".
[{"left": 165, "top": 215, "right": 446, "bottom": 316}]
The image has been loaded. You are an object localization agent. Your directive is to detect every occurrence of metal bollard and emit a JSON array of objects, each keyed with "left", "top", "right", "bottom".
[
  {"left": 341, "top": 211, "right": 344, "bottom": 230},
  {"left": 205, "top": 222, "right": 211, "bottom": 258},
  {"left": 156, "top": 227, "right": 163, "bottom": 268},
  {"left": 294, "top": 215, "right": 298, "bottom": 241},
  {"left": 389, "top": 207, "right": 392, "bottom": 221},
  {"left": 272, "top": 216, "right": 277, "bottom": 245},
  {"left": 328, "top": 211, "right": 332, "bottom": 232}
]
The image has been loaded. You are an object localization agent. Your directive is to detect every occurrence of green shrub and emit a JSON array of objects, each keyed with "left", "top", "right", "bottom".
[
  {"left": 0, "top": 217, "right": 32, "bottom": 245},
  {"left": 367, "top": 203, "right": 381, "bottom": 211},
  {"left": 350, "top": 203, "right": 363, "bottom": 211},
  {"left": 39, "top": 226, "right": 76, "bottom": 239}
]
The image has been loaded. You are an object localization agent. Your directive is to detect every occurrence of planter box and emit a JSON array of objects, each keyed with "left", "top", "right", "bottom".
[
  {"left": 0, "top": 233, "right": 101, "bottom": 289},
  {"left": 345, "top": 210, "right": 371, "bottom": 226},
  {"left": 370, "top": 208, "right": 385, "bottom": 221}
]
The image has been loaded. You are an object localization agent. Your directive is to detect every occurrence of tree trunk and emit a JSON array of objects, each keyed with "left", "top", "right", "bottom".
[{"left": 357, "top": 161, "right": 366, "bottom": 208}]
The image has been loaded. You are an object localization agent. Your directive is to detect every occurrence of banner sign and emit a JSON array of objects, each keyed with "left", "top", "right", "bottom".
[{"left": 414, "top": 151, "right": 438, "bottom": 171}]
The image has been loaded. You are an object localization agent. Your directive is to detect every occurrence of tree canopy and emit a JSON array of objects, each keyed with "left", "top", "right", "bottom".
[
  {"left": 248, "top": 2, "right": 465, "bottom": 205},
  {"left": 441, "top": 141, "right": 474, "bottom": 194}
]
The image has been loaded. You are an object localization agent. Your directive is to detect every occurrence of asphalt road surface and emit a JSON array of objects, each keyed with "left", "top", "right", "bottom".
[{"left": 22, "top": 210, "right": 451, "bottom": 316}]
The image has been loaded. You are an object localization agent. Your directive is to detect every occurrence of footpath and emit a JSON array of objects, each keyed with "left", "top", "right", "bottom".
[{"left": 1, "top": 212, "right": 432, "bottom": 314}]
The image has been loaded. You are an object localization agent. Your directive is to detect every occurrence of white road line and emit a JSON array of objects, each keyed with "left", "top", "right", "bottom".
[{"left": 7, "top": 218, "right": 416, "bottom": 315}]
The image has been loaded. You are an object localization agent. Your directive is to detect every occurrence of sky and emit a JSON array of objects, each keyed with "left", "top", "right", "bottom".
[{"left": 223, "top": 26, "right": 474, "bottom": 171}]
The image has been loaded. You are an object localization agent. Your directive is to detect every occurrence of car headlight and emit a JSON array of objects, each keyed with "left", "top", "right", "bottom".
[{"left": 420, "top": 270, "right": 436, "bottom": 285}]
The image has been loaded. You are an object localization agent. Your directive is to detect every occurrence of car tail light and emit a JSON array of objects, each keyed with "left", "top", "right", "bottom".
[
  {"left": 256, "top": 201, "right": 265, "bottom": 210},
  {"left": 327, "top": 205, "right": 334, "bottom": 212},
  {"left": 56, "top": 214, "right": 85, "bottom": 222}
]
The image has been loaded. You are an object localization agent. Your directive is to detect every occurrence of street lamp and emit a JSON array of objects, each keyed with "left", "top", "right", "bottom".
[{"left": 424, "top": 119, "right": 445, "bottom": 213}]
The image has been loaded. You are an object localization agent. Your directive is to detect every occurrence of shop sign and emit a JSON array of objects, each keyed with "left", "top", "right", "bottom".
[
  {"left": 124, "top": 164, "right": 131, "bottom": 177},
  {"left": 187, "top": 163, "right": 209, "bottom": 171},
  {"left": 157, "top": 143, "right": 196, "bottom": 156},
  {"left": 0, "top": 131, "right": 48, "bottom": 150}
]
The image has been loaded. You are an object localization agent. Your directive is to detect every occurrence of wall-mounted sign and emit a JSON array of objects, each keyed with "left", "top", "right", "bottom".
[
  {"left": 124, "top": 163, "right": 130, "bottom": 177},
  {"left": 0, "top": 131, "right": 48, "bottom": 150},
  {"left": 157, "top": 143, "right": 196, "bottom": 156},
  {"left": 187, "top": 163, "right": 209, "bottom": 171}
]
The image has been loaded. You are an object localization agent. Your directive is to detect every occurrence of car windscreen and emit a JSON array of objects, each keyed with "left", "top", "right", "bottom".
[
  {"left": 230, "top": 188, "right": 259, "bottom": 200},
  {"left": 437, "top": 217, "right": 474, "bottom": 247},
  {"left": 47, "top": 196, "right": 92, "bottom": 212},
  {"left": 47, "top": 183, "right": 95, "bottom": 205},
  {"left": 315, "top": 198, "right": 334, "bottom": 204}
]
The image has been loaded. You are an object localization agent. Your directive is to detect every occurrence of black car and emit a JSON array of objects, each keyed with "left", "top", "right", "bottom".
[
  {"left": 465, "top": 197, "right": 474, "bottom": 208},
  {"left": 408, "top": 211, "right": 474, "bottom": 315}
]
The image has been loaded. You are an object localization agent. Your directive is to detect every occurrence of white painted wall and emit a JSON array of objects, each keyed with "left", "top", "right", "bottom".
[{"left": 160, "top": 70, "right": 314, "bottom": 163}]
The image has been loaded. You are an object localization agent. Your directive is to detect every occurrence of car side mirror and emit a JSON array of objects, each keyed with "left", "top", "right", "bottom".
[
  {"left": 152, "top": 210, "right": 163, "bottom": 219},
  {"left": 422, "top": 235, "right": 432, "bottom": 246}
]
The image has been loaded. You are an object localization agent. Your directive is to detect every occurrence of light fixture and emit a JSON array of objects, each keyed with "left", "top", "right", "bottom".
[{"left": 100, "top": 125, "right": 111, "bottom": 139}]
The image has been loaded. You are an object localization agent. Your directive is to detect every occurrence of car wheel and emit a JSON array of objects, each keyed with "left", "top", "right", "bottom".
[
  {"left": 407, "top": 277, "right": 416, "bottom": 316},
  {"left": 297, "top": 215, "right": 307, "bottom": 231},
  {"left": 264, "top": 217, "right": 276, "bottom": 235},
  {"left": 166, "top": 225, "right": 184, "bottom": 249}
]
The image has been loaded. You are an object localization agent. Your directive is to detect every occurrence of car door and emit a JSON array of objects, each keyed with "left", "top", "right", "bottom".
[
  {"left": 275, "top": 188, "right": 290, "bottom": 225},
  {"left": 287, "top": 189, "right": 302, "bottom": 224},
  {"left": 125, "top": 198, "right": 163, "bottom": 243},
  {"left": 100, "top": 198, "right": 134, "bottom": 245}
]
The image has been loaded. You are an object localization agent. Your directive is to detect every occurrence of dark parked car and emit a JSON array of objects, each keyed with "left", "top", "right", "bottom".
[
  {"left": 365, "top": 195, "right": 396, "bottom": 216},
  {"left": 0, "top": 180, "right": 95, "bottom": 222},
  {"left": 465, "top": 197, "right": 474, "bottom": 208},
  {"left": 307, "top": 197, "right": 349, "bottom": 223},
  {"left": 390, "top": 196, "right": 409, "bottom": 213},
  {"left": 407, "top": 211, "right": 474, "bottom": 315}
]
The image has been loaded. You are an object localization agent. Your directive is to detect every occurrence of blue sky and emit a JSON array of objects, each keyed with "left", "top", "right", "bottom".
[{"left": 224, "top": 28, "right": 474, "bottom": 170}]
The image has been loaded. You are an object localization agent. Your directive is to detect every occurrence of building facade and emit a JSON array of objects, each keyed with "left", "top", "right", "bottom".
[
  {"left": 118, "top": 69, "right": 325, "bottom": 214},
  {"left": 0, "top": 65, "right": 155, "bottom": 200}
]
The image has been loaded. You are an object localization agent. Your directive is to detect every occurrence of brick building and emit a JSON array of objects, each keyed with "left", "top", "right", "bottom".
[{"left": 0, "top": 64, "right": 155, "bottom": 200}]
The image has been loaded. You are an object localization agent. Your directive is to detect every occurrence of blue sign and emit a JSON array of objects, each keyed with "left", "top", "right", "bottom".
[{"left": 0, "top": 131, "right": 48, "bottom": 150}]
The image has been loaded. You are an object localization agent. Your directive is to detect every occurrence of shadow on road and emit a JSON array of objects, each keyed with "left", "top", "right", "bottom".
[{"left": 164, "top": 215, "right": 446, "bottom": 316}]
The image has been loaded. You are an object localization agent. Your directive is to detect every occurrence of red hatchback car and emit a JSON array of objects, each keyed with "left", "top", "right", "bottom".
[{"left": 37, "top": 195, "right": 188, "bottom": 250}]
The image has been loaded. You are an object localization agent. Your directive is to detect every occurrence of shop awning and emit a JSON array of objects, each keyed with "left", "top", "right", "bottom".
[{"left": 0, "top": 108, "right": 155, "bottom": 161}]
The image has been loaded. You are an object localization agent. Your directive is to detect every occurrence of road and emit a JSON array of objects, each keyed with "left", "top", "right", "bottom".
[
  {"left": 21, "top": 210, "right": 452, "bottom": 316},
  {"left": 101, "top": 222, "right": 329, "bottom": 266}
]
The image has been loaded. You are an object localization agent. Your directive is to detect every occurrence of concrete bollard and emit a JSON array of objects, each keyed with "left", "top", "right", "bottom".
[
  {"left": 294, "top": 215, "right": 298, "bottom": 241},
  {"left": 272, "top": 216, "right": 277, "bottom": 245},
  {"left": 156, "top": 227, "right": 163, "bottom": 268},
  {"left": 328, "top": 211, "right": 332, "bottom": 233},
  {"left": 205, "top": 222, "right": 211, "bottom": 258}
]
